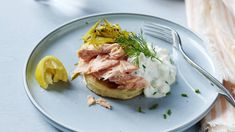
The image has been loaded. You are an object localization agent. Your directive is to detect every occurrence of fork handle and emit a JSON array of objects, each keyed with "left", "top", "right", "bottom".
[{"left": 179, "top": 46, "right": 235, "bottom": 107}]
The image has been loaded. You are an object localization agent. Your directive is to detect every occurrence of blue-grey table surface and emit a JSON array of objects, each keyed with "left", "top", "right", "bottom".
[{"left": 0, "top": 0, "right": 199, "bottom": 131}]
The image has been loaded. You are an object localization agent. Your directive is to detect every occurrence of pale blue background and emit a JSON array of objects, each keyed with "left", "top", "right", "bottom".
[{"left": 0, "top": 0, "right": 199, "bottom": 131}]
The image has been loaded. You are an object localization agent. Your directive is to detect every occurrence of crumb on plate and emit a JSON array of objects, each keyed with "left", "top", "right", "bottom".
[
  {"left": 87, "top": 95, "right": 96, "bottom": 106},
  {"left": 96, "top": 98, "right": 112, "bottom": 109}
]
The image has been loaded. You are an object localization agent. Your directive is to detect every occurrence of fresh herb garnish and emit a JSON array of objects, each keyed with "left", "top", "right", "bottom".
[
  {"left": 167, "top": 109, "right": 172, "bottom": 116},
  {"left": 137, "top": 106, "right": 144, "bottom": 113},
  {"left": 149, "top": 103, "right": 158, "bottom": 110},
  {"left": 165, "top": 81, "right": 169, "bottom": 84},
  {"left": 170, "top": 58, "right": 174, "bottom": 64},
  {"left": 211, "top": 83, "right": 214, "bottom": 86},
  {"left": 152, "top": 92, "right": 157, "bottom": 95},
  {"left": 142, "top": 64, "right": 146, "bottom": 70},
  {"left": 181, "top": 93, "right": 188, "bottom": 97},
  {"left": 163, "top": 114, "right": 167, "bottom": 119},
  {"left": 134, "top": 56, "right": 140, "bottom": 66},
  {"left": 74, "top": 63, "right": 78, "bottom": 66},
  {"left": 85, "top": 21, "right": 89, "bottom": 25},
  {"left": 163, "top": 109, "right": 172, "bottom": 119},
  {"left": 166, "top": 91, "right": 171, "bottom": 96},
  {"left": 116, "top": 33, "right": 161, "bottom": 66},
  {"left": 195, "top": 89, "right": 201, "bottom": 94}
]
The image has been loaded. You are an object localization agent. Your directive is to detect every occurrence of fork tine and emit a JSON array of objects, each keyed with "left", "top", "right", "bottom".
[
  {"left": 144, "top": 29, "right": 173, "bottom": 43},
  {"left": 144, "top": 23, "right": 172, "bottom": 34},
  {"left": 144, "top": 26, "right": 170, "bottom": 36},
  {"left": 143, "top": 23, "right": 182, "bottom": 49},
  {"left": 143, "top": 23, "right": 173, "bottom": 43}
]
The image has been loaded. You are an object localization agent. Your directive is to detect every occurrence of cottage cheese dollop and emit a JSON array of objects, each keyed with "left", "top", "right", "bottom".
[{"left": 133, "top": 46, "right": 176, "bottom": 98}]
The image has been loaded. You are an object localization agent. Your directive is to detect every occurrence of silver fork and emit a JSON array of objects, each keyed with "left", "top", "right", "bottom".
[{"left": 144, "top": 23, "right": 235, "bottom": 107}]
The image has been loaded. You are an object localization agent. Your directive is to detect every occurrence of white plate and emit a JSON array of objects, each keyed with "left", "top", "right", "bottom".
[{"left": 24, "top": 13, "right": 219, "bottom": 132}]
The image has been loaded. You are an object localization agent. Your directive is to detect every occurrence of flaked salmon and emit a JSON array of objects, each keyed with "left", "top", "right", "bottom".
[
  {"left": 72, "top": 61, "right": 89, "bottom": 75},
  {"left": 101, "top": 43, "right": 125, "bottom": 59},
  {"left": 74, "top": 43, "right": 148, "bottom": 89},
  {"left": 87, "top": 95, "right": 96, "bottom": 106},
  {"left": 78, "top": 43, "right": 125, "bottom": 61},
  {"left": 116, "top": 76, "right": 148, "bottom": 89},
  {"left": 78, "top": 45, "right": 100, "bottom": 62},
  {"left": 108, "top": 73, "right": 148, "bottom": 89},
  {"left": 88, "top": 55, "right": 119, "bottom": 73},
  {"left": 98, "top": 60, "right": 138, "bottom": 80},
  {"left": 96, "top": 98, "right": 112, "bottom": 109},
  {"left": 73, "top": 55, "right": 119, "bottom": 74}
]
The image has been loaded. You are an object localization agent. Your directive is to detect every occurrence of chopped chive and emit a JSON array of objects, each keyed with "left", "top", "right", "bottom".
[
  {"left": 211, "top": 83, "right": 214, "bottom": 86},
  {"left": 166, "top": 92, "right": 171, "bottom": 96},
  {"left": 142, "top": 64, "right": 146, "bottom": 70},
  {"left": 137, "top": 106, "right": 144, "bottom": 113},
  {"left": 167, "top": 109, "right": 172, "bottom": 116},
  {"left": 181, "top": 93, "right": 188, "bottom": 97},
  {"left": 163, "top": 114, "right": 167, "bottom": 119},
  {"left": 165, "top": 81, "right": 169, "bottom": 84},
  {"left": 195, "top": 89, "right": 201, "bottom": 94},
  {"left": 152, "top": 92, "right": 157, "bottom": 95},
  {"left": 85, "top": 21, "right": 89, "bottom": 25},
  {"left": 149, "top": 103, "right": 158, "bottom": 110},
  {"left": 170, "top": 58, "right": 174, "bottom": 64},
  {"left": 74, "top": 63, "right": 78, "bottom": 66}
]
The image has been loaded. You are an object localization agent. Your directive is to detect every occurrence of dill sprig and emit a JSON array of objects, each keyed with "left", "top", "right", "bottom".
[{"left": 116, "top": 33, "right": 161, "bottom": 65}]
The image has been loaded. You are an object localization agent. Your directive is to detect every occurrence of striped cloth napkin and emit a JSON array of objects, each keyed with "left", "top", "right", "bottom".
[{"left": 185, "top": 0, "right": 235, "bottom": 131}]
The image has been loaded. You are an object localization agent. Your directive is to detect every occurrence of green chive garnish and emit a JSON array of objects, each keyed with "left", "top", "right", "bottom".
[
  {"left": 167, "top": 109, "right": 172, "bottom": 116},
  {"left": 137, "top": 106, "right": 144, "bottom": 113},
  {"left": 149, "top": 103, "right": 158, "bottom": 110},
  {"left": 163, "top": 114, "right": 167, "bottom": 119},
  {"left": 195, "top": 89, "right": 200, "bottom": 94},
  {"left": 152, "top": 92, "right": 157, "bottom": 95},
  {"left": 181, "top": 93, "right": 188, "bottom": 97},
  {"left": 142, "top": 64, "right": 146, "bottom": 70},
  {"left": 170, "top": 58, "right": 174, "bottom": 64},
  {"left": 166, "top": 92, "right": 171, "bottom": 96}
]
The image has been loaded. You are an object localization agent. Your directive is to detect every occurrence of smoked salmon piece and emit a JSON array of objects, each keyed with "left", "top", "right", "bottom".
[
  {"left": 74, "top": 43, "right": 148, "bottom": 89},
  {"left": 101, "top": 43, "right": 125, "bottom": 59},
  {"left": 109, "top": 74, "right": 148, "bottom": 89},
  {"left": 73, "top": 61, "right": 90, "bottom": 75},
  {"left": 78, "top": 43, "right": 125, "bottom": 61},
  {"left": 98, "top": 60, "right": 138, "bottom": 80},
  {"left": 88, "top": 55, "right": 119, "bottom": 73},
  {"left": 78, "top": 45, "right": 100, "bottom": 62}
]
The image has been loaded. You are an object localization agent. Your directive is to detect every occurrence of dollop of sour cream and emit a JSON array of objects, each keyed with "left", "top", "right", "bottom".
[{"left": 131, "top": 46, "right": 176, "bottom": 98}]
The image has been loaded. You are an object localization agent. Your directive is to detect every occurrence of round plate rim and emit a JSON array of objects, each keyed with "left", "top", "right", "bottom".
[{"left": 23, "top": 12, "right": 219, "bottom": 132}]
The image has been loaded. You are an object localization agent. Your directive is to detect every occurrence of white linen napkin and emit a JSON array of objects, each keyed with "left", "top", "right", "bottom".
[{"left": 185, "top": 0, "right": 235, "bottom": 131}]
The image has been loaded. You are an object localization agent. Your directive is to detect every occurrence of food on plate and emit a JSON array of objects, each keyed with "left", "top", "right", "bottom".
[
  {"left": 87, "top": 95, "right": 96, "bottom": 106},
  {"left": 72, "top": 19, "right": 176, "bottom": 99},
  {"left": 96, "top": 98, "right": 112, "bottom": 109},
  {"left": 87, "top": 95, "right": 112, "bottom": 109},
  {"left": 35, "top": 56, "right": 68, "bottom": 89},
  {"left": 82, "top": 19, "right": 129, "bottom": 46},
  {"left": 136, "top": 48, "right": 176, "bottom": 98},
  {"left": 75, "top": 43, "right": 147, "bottom": 99}
]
